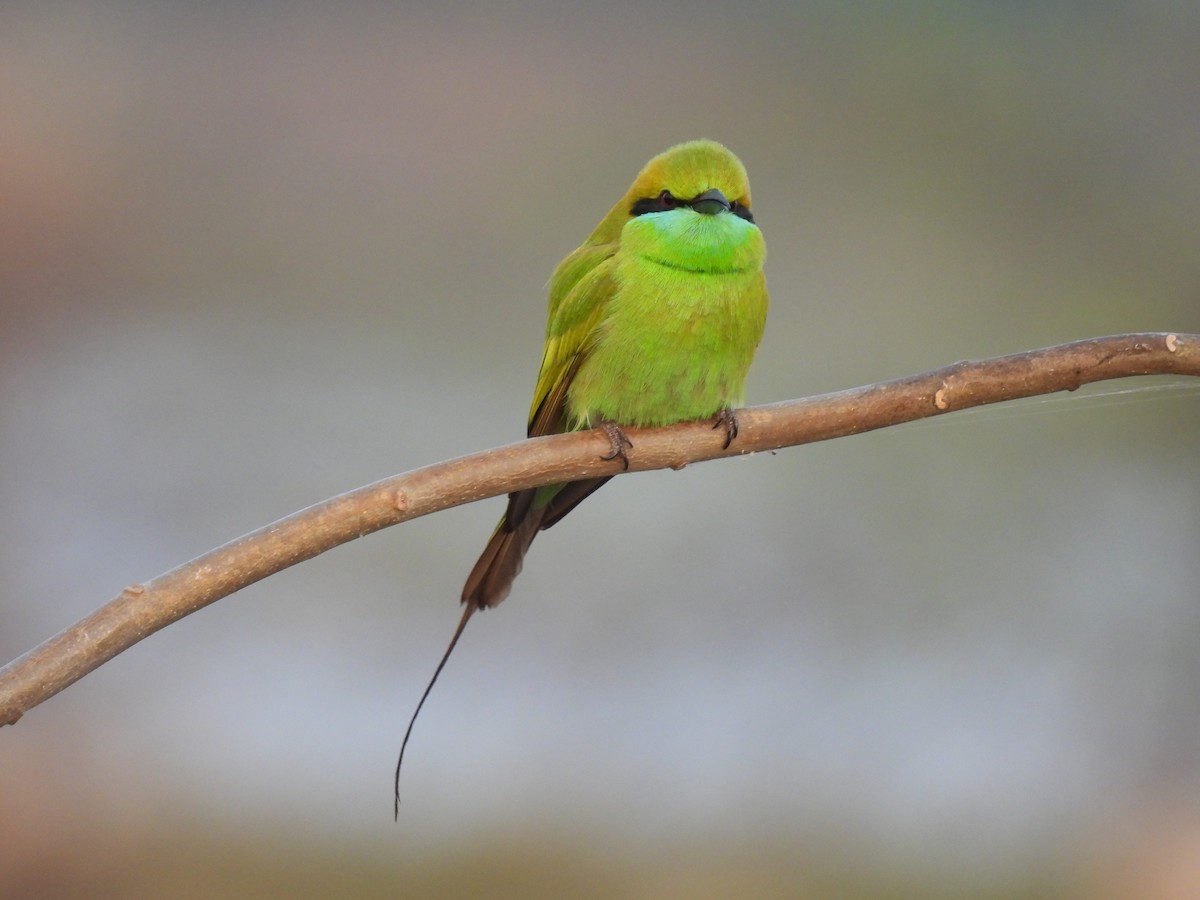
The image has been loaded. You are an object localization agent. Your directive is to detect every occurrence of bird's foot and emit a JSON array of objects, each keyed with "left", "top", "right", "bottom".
[
  {"left": 713, "top": 407, "right": 739, "bottom": 450},
  {"left": 598, "top": 420, "right": 633, "bottom": 471}
]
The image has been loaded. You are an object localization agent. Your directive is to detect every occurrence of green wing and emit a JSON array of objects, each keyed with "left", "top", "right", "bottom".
[
  {"left": 494, "top": 240, "right": 619, "bottom": 533},
  {"left": 526, "top": 242, "right": 617, "bottom": 437}
]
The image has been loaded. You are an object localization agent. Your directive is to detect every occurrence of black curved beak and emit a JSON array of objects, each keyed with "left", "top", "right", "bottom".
[{"left": 688, "top": 188, "right": 731, "bottom": 216}]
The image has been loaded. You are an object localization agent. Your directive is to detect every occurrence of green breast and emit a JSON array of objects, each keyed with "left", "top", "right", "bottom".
[{"left": 566, "top": 254, "right": 767, "bottom": 428}]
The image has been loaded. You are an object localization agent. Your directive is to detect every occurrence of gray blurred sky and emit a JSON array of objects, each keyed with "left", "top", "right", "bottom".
[{"left": 2, "top": 0, "right": 1199, "bottom": 882}]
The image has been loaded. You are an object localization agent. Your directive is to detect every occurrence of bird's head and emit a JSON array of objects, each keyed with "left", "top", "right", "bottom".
[
  {"left": 625, "top": 139, "right": 755, "bottom": 223},
  {"left": 598, "top": 139, "right": 764, "bottom": 275}
]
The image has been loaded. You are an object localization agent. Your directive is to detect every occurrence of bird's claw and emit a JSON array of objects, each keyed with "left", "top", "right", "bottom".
[
  {"left": 599, "top": 421, "right": 633, "bottom": 471},
  {"left": 713, "top": 407, "right": 739, "bottom": 450}
]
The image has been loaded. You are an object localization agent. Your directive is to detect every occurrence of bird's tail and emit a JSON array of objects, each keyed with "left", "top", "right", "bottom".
[
  {"left": 460, "top": 508, "right": 544, "bottom": 610},
  {"left": 461, "top": 474, "right": 612, "bottom": 609},
  {"left": 395, "top": 507, "right": 544, "bottom": 816}
]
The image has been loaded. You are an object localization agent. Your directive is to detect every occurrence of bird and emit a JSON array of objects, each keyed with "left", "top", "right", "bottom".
[{"left": 395, "top": 139, "right": 768, "bottom": 814}]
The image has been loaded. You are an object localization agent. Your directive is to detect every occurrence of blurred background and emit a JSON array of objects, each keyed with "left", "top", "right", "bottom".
[{"left": 2, "top": 1, "right": 1199, "bottom": 896}]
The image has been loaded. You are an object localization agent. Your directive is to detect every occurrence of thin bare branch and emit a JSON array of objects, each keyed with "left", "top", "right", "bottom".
[{"left": 1, "top": 332, "right": 1196, "bottom": 726}]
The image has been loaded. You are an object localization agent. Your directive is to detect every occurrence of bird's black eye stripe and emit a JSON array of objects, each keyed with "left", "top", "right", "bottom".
[
  {"left": 630, "top": 192, "right": 757, "bottom": 223},
  {"left": 630, "top": 190, "right": 677, "bottom": 217},
  {"left": 629, "top": 197, "right": 664, "bottom": 216}
]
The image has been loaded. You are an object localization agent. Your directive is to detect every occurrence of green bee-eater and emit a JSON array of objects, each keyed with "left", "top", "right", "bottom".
[{"left": 396, "top": 139, "right": 768, "bottom": 811}]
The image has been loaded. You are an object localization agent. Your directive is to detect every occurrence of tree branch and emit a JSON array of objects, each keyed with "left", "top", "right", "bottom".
[{"left": 1, "top": 332, "right": 1196, "bottom": 726}]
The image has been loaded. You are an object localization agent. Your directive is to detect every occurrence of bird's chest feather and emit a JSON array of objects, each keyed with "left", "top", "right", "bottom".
[{"left": 566, "top": 257, "right": 764, "bottom": 427}]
